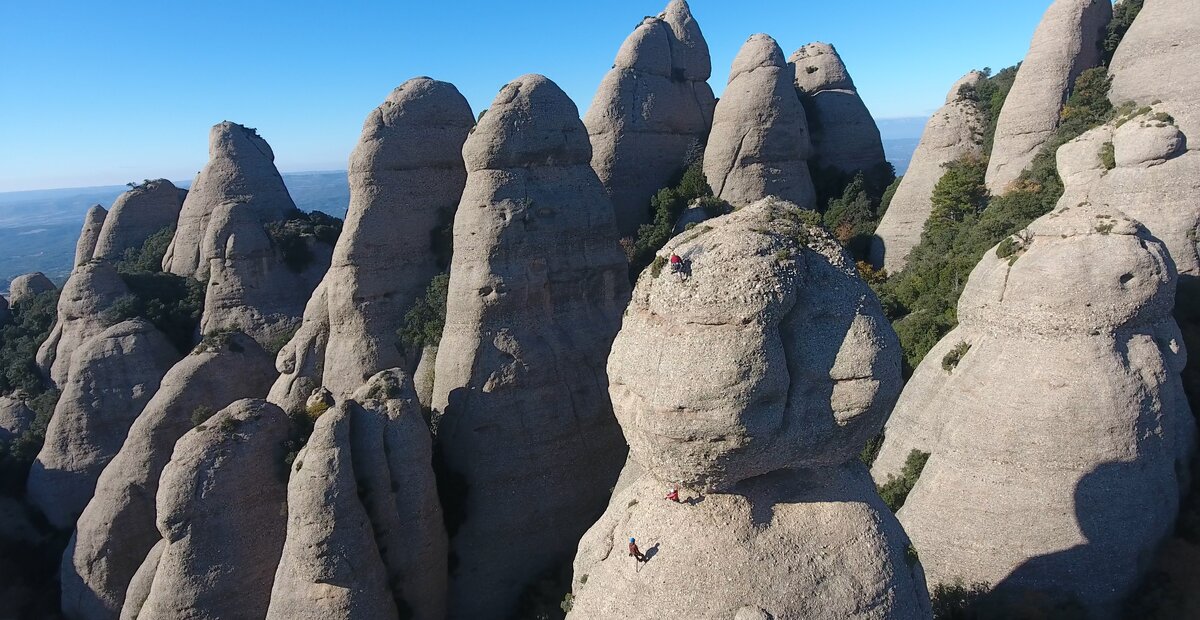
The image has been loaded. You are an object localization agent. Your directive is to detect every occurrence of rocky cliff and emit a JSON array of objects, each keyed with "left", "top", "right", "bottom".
[
  {"left": 985, "top": 0, "right": 1111, "bottom": 193},
  {"left": 92, "top": 180, "right": 183, "bottom": 261},
  {"left": 267, "top": 370, "right": 445, "bottom": 620},
  {"left": 270, "top": 77, "right": 473, "bottom": 414},
  {"left": 27, "top": 319, "right": 179, "bottom": 529},
  {"left": 877, "top": 200, "right": 1192, "bottom": 616},
  {"left": 74, "top": 206, "right": 107, "bottom": 268},
  {"left": 569, "top": 198, "right": 928, "bottom": 619},
  {"left": 870, "top": 72, "right": 986, "bottom": 273},
  {"left": 585, "top": 0, "right": 716, "bottom": 238},
  {"left": 704, "top": 35, "right": 816, "bottom": 209},
  {"left": 789, "top": 42, "right": 887, "bottom": 176},
  {"left": 9, "top": 272, "right": 56, "bottom": 306},
  {"left": 62, "top": 331, "right": 276, "bottom": 620},
  {"left": 430, "top": 74, "right": 630, "bottom": 619},
  {"left": 122, "top": 399, "right": 291, "bottom": 620}
]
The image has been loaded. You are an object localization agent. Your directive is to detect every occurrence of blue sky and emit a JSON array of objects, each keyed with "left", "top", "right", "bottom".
[{"left": 0, "top": 0, "right": 1055, "bottom": 192}]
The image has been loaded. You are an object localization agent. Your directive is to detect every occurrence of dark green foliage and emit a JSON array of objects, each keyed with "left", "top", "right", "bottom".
[
  {"left": 1102, "top": 0, "right": 1143, "bottom": 65},
  {"left": 874, "top": 68, "right": 1118, "bottom": 371},
  {"left": 398, "top": 273, "right": 450, "bottom": 355},
  {"left": 860, "top": 432, "right": 884, "bottom": 467},
  {"left": 2, "top": 389, "right": 60, "bottom": 470},
  {"left": 959, "top": 65, "right": 1019, "bottom": 155},
  {"left": 930, "top": 157, "right": 988, "bottom": 223},
  {"left": 878, "top": 449, "right": 930, "bottom": 512},
  {"left": 931, "top": 581, "right": 992, "bottom": 619},
  {"left": 105, "top": 272, "right": 205, "bottom": 355},
  {"left": 813, "top": 162, "right": 897, "bottom": 261},
  {"left": 430, "top": 206, "right": 456, "bottom": 270},
  {"left": 190, "top": 405, "right": 216, "bottom": 428},
  {"left": 880, "top": 176, "right": 902, "bottom": 214},
  {"left": 514, "top": 563, "right": 572, "bottom": 620},
  {"left": 0, "top": 289, "right": 59, "bottom": 396},
  {"left": 265, "top": 209, "right": 343, "bottom": 273},
  {"left": 628, "top": 162, "right": 715, "bottom": 277},
  {"left": 264, "top": 325, "right": 299, "bottom": 355},
  {"left": 942, "top": 342, "right": 971, "bottom": 371},
  {"left": 117, "top": 225, "right": 175, "bottom": 274}
]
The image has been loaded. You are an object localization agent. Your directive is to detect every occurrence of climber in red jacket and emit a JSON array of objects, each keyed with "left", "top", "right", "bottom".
[{"left": 629, "top": 537, "right": 647, "bottom": 563}]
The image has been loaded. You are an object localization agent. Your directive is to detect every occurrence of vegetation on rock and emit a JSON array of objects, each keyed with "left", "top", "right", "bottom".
[
  {"left": 265, "top": 209, "right": 342, "bottom": 273},
  {"left": 878, "top": 449, "right": 930, "bottom": 512},
  {"left": 625, "top": 162, "right": 719, "bottom": 277},
  {"left": 398, "top": 273, "right": 450, "bottom": 354}
]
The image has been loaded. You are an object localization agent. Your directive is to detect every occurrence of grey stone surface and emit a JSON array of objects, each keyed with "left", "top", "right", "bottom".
[
  {"left": 35, "top": 261, "right": 132, "bottom": 386},
  {"left": 985, "top": 0, "right": 1111, "bottom": 193},
  {"left": 63, "top": 332, "right": 276, "bottom": 620},
  {"left": 92, "top": 180, "right": 183, "bottom": 261},
  {"left": 431, "top": 74, "right": 630, "bottom": 619},
  {"left": 704, "top": 35, "right": 816, "bottom": 209},
  {"left": 790, "top": 42, "right": 887, "bottom": 175},
  {"left": 268, "top": 370, "right": 446, "bottom": 620},
  {"left": 1110, "top": 0, "right": 1200, "bottom": 138},
  {"left": 870, "top": 72, "right": 986, "bottom": 273},
  {"left": 0, "top": 395, "right": 34, "bottom": 445},
  {"left": 570, "top": 198, "right": 927, "bottom": 619},
  {"left": 162, "top": 122, "right": 296, "bottom": 279},
  {"left": 75, "top": 206, "right": 107, "bottom": 268},
  {"left": 129, "top": 399, "right": 291, "bottom": 620},
  {"left": 584, "top": 0, "right": 716, "bottom": 237},
  {"left": 8, "top": 272, "right": 56, "bottom": 306},
  {"left": 875, "top": 199, "right": 1193, "bottom": 617},
  {"left": 270, "top": 77, "right": 472, "bottom": 412},
  {"left": 27, "top": 319, "right": 178, "bottom": 529}
]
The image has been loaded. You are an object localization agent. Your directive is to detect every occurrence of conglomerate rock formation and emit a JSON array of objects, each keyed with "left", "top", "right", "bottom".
[
  {"left": 870, "top": 71, "right": 986, "bottom": 273},
  {"left": 877, "top": 200, "right": 1193, "bottom": 617},
  {"left": 92, "top": 180, "right": 184, "bottom": 261},
  {"left": 8, "top": 272, "right": 56, "bottom": 306},
  {"left": 27, "top": 319, "right": 179, "bottom": 529},
  {"left": 35, "top": 260, "right": 131, "bottom": 386},
  {"left": 122, "top": 399, "right": 291, "bottom": 620},
  {"left": 162, "top": 122, "right": 297, "bottom": 280},
  {"left": 569, "top": 198, "right": 927, "bottom": 619},
  {"left": 267, "top": 370, "right": 446, "bottom": 620},
  {"left": 584, "top": 0, "right": 716, "bottom": 238},
  {"left": 74, "top": 206, "right": 108, "bottom": 267},
  {"left": 270, "top": 77, "right": 473, "bottom": 414},
  {"left": 431, "top": 74, "right": 631, "bottom": 619},
  {"left": 789, "top": 42, "right": 887, "bottom": 176},
  {"left": 704, "top": 34, "right": 816, "bottom": 209},
  {"left": 985, "top": 0, "right": 1111, "bottom": 193},
  {"left": 62, "top": 332, "right": 276, "bottom": 620}
]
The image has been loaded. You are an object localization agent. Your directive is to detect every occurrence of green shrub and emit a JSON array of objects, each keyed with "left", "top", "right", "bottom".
[
  {"left": 190, "top": 405, "right": 216, "bottom": 428},
  {"left": 942, "top": 342, "right": 971, "bottom": 371},
  {"left": 117, "top": 226, "right": 175, "bottom": 274},
  {"left": 1101, "top": 141, "right": 1117, "bottom": 170},
  {"left": 1102, "top": 0, "right": 1144, "bottom": 65},
  {"left": 264, "top": 209, "right": 342, "bottom": 273},
  {"left": 264, "top": 325, "right": 299, "bottom": 355},
  {"left": 959, "top": 65, "right": 1019, "bottom": 155},
  {"left": 878, "top": 449, "right": 930, "bottom": 511},
  {"left": 628, "top": 162, "right": 714, "bottom": 278},
  {"left": 398, "top": 273, "right": 450, "bottom": 355},
  {"left": 0, "top": 289, "right": 59, "bottom": 396},
  {"left": 931, "top": 580, "right": 992, "bottom": 619},
  {"left": 106, "top": 272, "right": 205, "bottom": 355},
  {"left": 649, "top": 255, "right": 667, "bottom": 278},
  {"left": 860, "top": 432, "right": 884, "bottom": 467},
  {"left": 930, "top": 156, "right": 988, "bottom": 224}
]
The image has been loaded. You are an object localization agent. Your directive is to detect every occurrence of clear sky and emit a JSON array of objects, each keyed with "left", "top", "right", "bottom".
[{"left": 0, "top": 0, "right": 1056, "bottom": 192}]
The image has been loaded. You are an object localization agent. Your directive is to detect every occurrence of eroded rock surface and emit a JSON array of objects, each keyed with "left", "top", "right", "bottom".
[
  {"left": 431, "top": 74, "right": 630, "bottom": 619},
  {"left": 704, "top": 35, "right": 816, "bottom": 209},
  {"left": 35, "top": 261, "right": 131, "bottom": 386},
  {"left": 870, "top": 72, "right": 986, "bottom": 273},
  {"left": 8, "top": 272, "right": 56, "bottom": 306},
  {"left": 92, "top": 180, "right": 183, "bottom": 260},
  {"left": 128, "top": 399, "right": 291, "bottom": 620},
  {"left": 874, "top": 200, "right": 1193, "bottom": 616},
  {"left": 0, "top": 395, "right": 34, "bottom": 445},
  {"left": 75, "top": 206, "right": 108, "bottom": 267},
  {"left": 789, "top": 42, "right": 887, "bottom": 176},
  {"left": 570, "top": 198, "right": 926, "bottom": 619},
  {"left": 270, "top": 77, "right": 472, "bottom": 412},
  {"left": 267, "top": 370, "right": 446, "bottom": 620},
  {"left": 63, "top": 332, "right": 276, "bottom": 620},
  {"left": 985, "top": 0, "right": 1111, "bottom": 193},
  {"left": 27, "top": 319, "right": 178, "bottom": 529},
  {"left": 585, "top": 0, "right": 716, "bottom": 237}
]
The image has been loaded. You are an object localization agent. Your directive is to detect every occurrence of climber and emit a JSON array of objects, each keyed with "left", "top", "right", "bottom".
[
  {"left": 669, "top": 253, "right": 688, "bottom": 281},
  {"left": 665, "top": 483, "right": 680, "bottom": 503},
  {"left": 629, "top": 537, "right": 647, "bottom": 563}
]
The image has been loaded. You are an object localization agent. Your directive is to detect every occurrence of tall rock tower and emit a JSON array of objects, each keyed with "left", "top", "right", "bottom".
[
  {"left": 431, "top": 74, "right": 631, "bottom": 619},
  {"left": 585, "top": 0, "right": 716, "bottom": 238}
]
